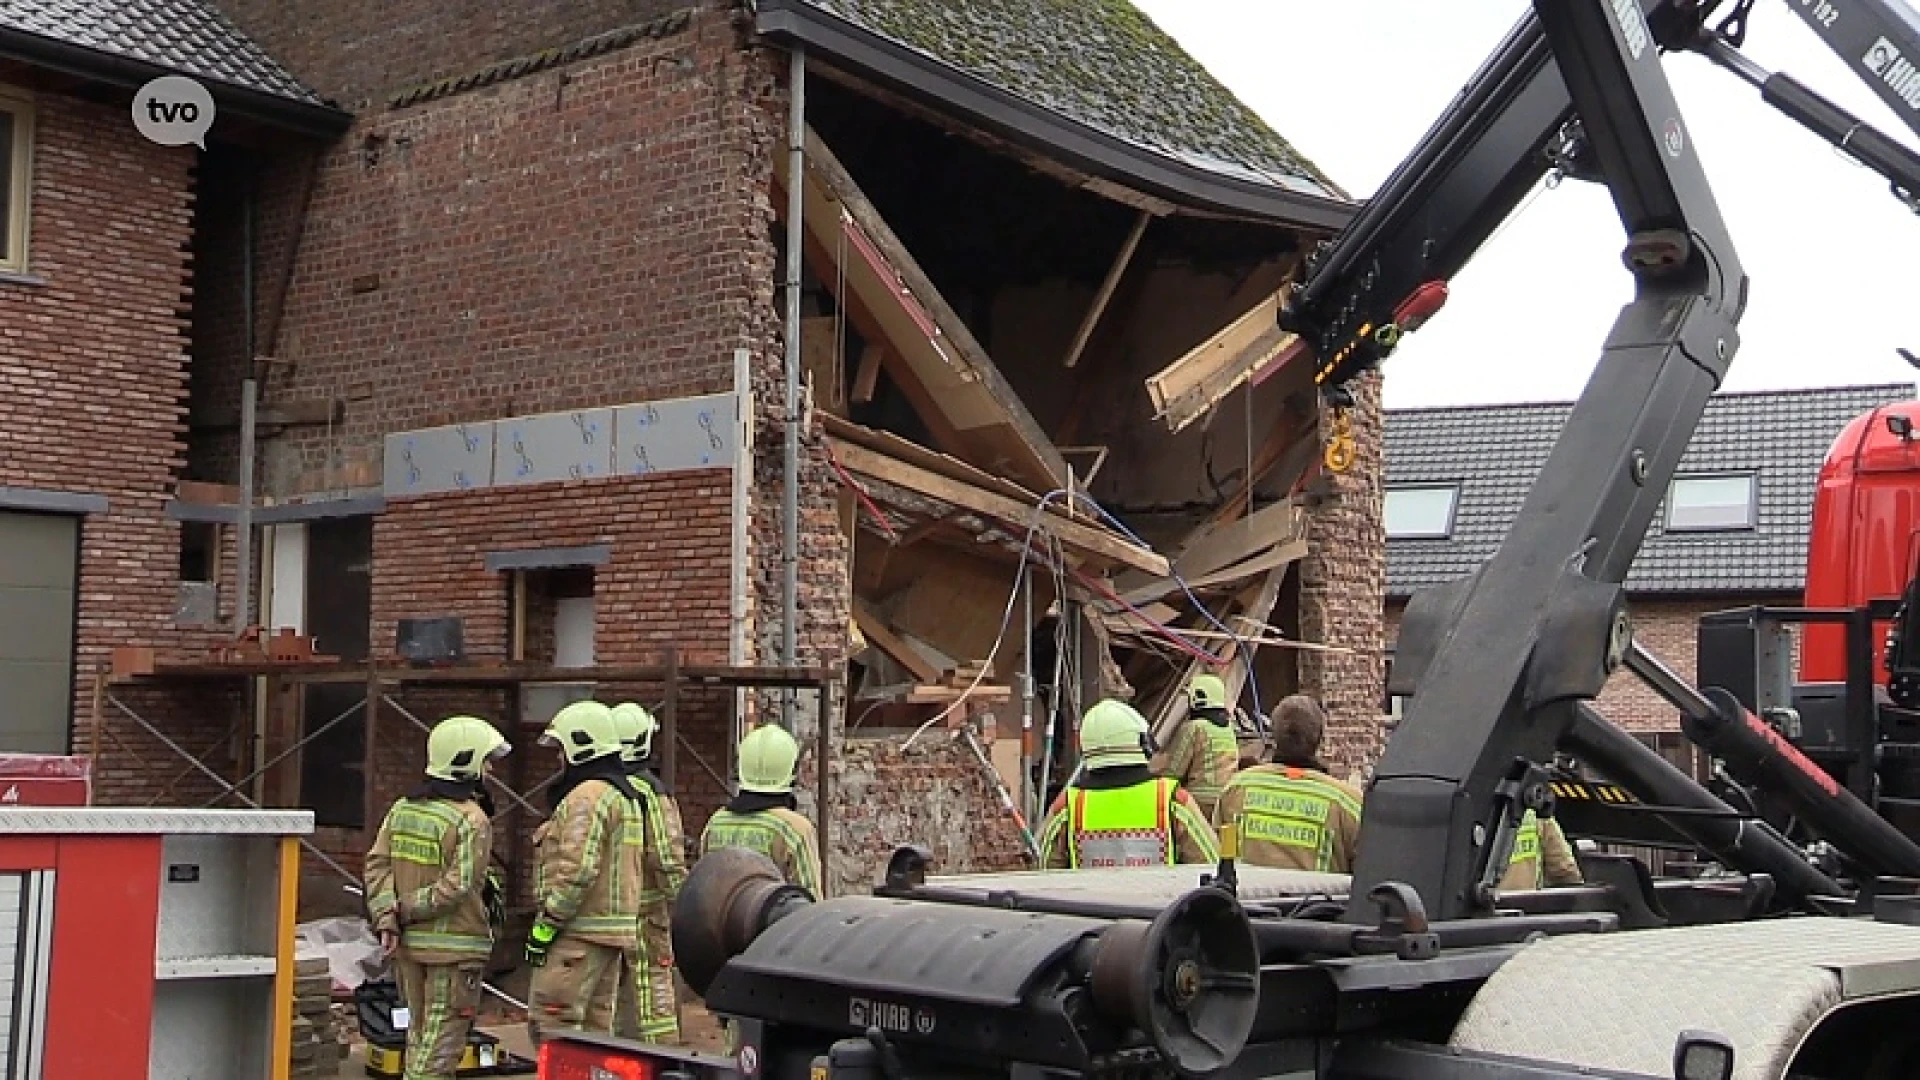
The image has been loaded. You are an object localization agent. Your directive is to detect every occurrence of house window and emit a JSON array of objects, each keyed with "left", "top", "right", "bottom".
[
  {"left": 1385, "top": 484, "right": 1460, "bottom": 539},
  {"left": 0, "top": 90, "right": 32, "bottom": 272},
  {"left": 1667, "top": 473, "right": 1756, "bottom": 532}
]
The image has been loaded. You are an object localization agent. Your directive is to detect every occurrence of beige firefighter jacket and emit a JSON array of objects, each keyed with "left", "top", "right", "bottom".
[
  {"left": 534, "top": 778, "right": 646, "bottom": 949},
  {"left": 363, "top": 795, "right": 495, "bottom": 965}
]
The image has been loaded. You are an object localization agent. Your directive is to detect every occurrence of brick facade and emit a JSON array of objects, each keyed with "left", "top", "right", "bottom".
[
  {"left": 1299, "top": 371, "right": 1388, "bottom": 782},
  {"left": 0, "top": 86, "right": 252, "bottom": 805},
  {"left": 191, "top": 3, "right": 859, "bottom": 887}
]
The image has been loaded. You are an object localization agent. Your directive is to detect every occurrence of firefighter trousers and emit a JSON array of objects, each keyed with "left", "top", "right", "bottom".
[
  {"left": 394, "top": 956, "right": 486, "bottom": 1080},
  {"left": 526, "top": 935, "right": 623, "bottom": 1045},
  {"left": 603, "top": 910, "right": 680, "bottom": 1043}
]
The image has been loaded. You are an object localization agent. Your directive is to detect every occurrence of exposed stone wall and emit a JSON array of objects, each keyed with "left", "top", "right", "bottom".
[
  {"left": 804, "top": 732, "right": 1032, "bottom": 898},
  {"left": 1298, "top": 371, "right": 1387, "bottom": 783}
]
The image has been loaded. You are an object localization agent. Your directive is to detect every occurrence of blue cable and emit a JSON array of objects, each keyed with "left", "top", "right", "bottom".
[{"left": 1064, "top": 492, "right": 1269, "bottom": 730}]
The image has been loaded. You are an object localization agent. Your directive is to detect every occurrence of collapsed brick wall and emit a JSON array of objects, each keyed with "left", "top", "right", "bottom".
[
  {"left": 806, "top": 733, "right": 1032, "bottom": 898},
  {"left": 0, "top": 89, "right": 244, "bottom": 800},
  {"left": 1298, "top": 371, "right": 1388, "bottom": 783}
]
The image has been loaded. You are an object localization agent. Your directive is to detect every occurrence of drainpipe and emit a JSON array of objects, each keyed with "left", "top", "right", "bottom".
[{"left": 780, "top": 46, "right": 805, "bottom": 729}]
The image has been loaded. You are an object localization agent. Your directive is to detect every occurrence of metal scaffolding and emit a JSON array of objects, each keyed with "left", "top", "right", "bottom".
[{"left": 97, "top": 650, "right": 839, "bottom": 896}]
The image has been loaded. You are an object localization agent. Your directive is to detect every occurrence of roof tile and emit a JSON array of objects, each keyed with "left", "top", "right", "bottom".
[
  {"left": 0, "top": 0, "right": 324, "bottom": 106},
  {"left": 790, "top": 0, "right": 1340, "bottom": 198},
  {"left": 1385, "top": 383, "right": 1918, "bottom": 597}
]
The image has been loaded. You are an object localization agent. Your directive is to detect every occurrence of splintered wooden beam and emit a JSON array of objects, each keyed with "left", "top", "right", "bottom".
[
  {"left": 773, "top": 126, "right": 1068, "bottom": 493},
  {"left": 1063, "top": 210, "right": 1151, "bottom": 369},
  {"left": 851, "top": 343, "right": 884, "bottom": 404},
  {"left": 829, "top": 439, "right": 1170, "bottom": 578},
  {"left": 852, "top": 597, "right": 942, "bottom": 685},
  {"left": 1146, "top": 291, "right": 1305, "bottom": 433}
]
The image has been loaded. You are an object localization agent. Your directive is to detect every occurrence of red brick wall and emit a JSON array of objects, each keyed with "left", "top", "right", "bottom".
[
  {"left": 0, "top": 87, "right": 250, "bottom": 803},
  {"left": 214, "top": 0, "right": 700, "bottom": 112},
  {"left": 1300, "top": 371, "right": 1388, "bottom": 782}
]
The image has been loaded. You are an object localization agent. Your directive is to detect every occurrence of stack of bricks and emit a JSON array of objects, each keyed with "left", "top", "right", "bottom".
[{"left": 289, "top": 955, "right": 344, "bottom": 1078}]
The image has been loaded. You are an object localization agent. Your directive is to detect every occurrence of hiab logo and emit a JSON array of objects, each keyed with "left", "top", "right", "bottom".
[{"left": 1864, "top": 36, "right": 1920, "bottom": 111}]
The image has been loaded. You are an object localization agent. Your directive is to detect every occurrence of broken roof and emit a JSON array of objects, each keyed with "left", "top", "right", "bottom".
[
  {"left": 0, "top": 0, "right": 348, "bottom": 135},
  {"left": 1385, "top": 383, "right": 1917, "bottom": 598},
  {"left": 755, "top": 0, "right": 1352, "bottom": 230}
]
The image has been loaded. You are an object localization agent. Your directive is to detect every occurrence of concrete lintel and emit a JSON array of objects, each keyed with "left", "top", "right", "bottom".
[
  {"left": 0, "top": 487, "right": 109, "bottom": 515},
  {"left": 484, "top": 544, "right": 613, "bottom": 573}
]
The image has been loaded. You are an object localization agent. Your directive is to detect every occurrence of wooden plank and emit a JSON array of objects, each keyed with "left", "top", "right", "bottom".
[
  {"left": 801, "top": 315, "right": 845, "bottom": 416},
  {"left": 774, "top": 127, "right": 1067, "bottom": 492},
  {"left": 1173, "top": 500, "right": 1305, "bottom": 582},
  {"left": 1149, "top": 568, "right": 1289, "bottom": 744},
  {"left": 823, "top": 415, "right": 1045, "bottom": 509},
  {"left": 1115, "top": 537, "right": 1307, "bottom": 607},
  {"left": 1063, "top": 210, "right": 1150, "bottom": 369},
  {"left": 852, "top": 343, "right": 884, "bottom": 404},
  {"left": 796, "top": 227, "right": 974, "bottom": 459},
  {"left": 852, "top": 598, "right": 942, "bottom": 684},
  {"left": 1145, "top": 291, "right": 1301, "bottom": 433},
  {"left": 831, "top": 441, "right": 1169, "bottom": 577}
]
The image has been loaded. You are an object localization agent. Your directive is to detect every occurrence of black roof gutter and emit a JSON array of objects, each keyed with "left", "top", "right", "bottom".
[
  {"left": 753, "top": 1, "right": 1357, "bottom": 234},
  {"left": 0, "top": 27, "right": 353, "bottom": 141}
]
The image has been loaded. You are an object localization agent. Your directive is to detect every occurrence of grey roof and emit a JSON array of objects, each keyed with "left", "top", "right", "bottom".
[
  {"left": 784, "top": 0, "right": 1342, "bottom": 200},
  {"left": 0, "top": 0, "right": 325, "bottom": 106},
  {"left": 1385, "top": 383, "right": 1918, "bottom": 597}
]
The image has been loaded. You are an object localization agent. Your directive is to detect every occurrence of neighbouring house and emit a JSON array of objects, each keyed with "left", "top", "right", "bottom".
[
  {"left": 1382, "top": 381, "right": 1916, "bottom": 773},
  {"left": 0, "top": 3, "right": 349, "bottom": 793},
  {"left": 7, "top": 0, "right": 1394, "bottom": 911}
]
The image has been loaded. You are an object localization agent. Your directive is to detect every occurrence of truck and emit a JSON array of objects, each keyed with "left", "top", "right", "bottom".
[{"left": 542, "top": 1, "right": 1920, "bottom": 1077}]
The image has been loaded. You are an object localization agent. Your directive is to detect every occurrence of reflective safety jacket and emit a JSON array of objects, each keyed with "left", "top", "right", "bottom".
[
  {"left": 1153, "top": 715, "right": 1241, "bottom": 817},
  {"left": 699, "top": 806, "right": 822, "bottom": 897},
  {"left": 1498, "top": 810, "right": 1584, "bottom": 891},
  {"left": 1036, "top": 776, "right": 1220, "bottom": 869},
  {"left": 1212, "top": 764, "right": 1364, "bottom": 873},
  {"left": 533, "top": 778, "right": 645, "bottom": 948},
  {"left": 629, "top": 785, "right": 689, "bottom": 916},
  {"left": 363, "top": 795, "right": 494, "bottom": 964}
]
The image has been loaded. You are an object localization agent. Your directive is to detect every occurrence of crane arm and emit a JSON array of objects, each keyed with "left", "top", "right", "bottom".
[{"left": 1281, "top": 0, "right": 1751, "bottom": 924}]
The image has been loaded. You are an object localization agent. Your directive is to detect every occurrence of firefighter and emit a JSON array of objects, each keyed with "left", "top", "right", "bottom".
[
  {"left": 698, "top": 723, "right": 822, "bottom": 897},
  {"left": 525, "top": 700, "right": 648, "bottom": 1046},
  {"left": 600, "top": 701, "right": 688, "bottom": 1044},
  {"left": 1036, "top": 699, "right": 1220, "bottom": 869},
  {"left": 1499, "top": 809, "right": 1585, "bottom": 890},
  {"left": 362, "top": 714, "right": 511, "bottom": 1080},
  {"left": 1151, "top": 673, "right": 1241, "bottom": 818},
  {"left": 1211, "top": 694, "right": 1364, "bottom": 873}
]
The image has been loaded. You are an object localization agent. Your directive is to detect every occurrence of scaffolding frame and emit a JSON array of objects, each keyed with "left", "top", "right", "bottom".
[{"left": 98, "top": 648, "right": 839, "bottom": 897}]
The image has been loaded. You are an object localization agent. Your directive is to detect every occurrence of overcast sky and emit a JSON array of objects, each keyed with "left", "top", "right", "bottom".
[{"left": 1133, "top": 0, "right": 1920, "bottom": 410}]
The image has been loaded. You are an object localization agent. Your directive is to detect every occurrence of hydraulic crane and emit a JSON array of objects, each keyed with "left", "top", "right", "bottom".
[{"left": 540, "top": 3, "right": 1920, "bottom": 1079}]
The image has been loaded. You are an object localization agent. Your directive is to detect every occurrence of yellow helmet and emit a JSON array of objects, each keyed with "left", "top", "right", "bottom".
[
  {"left": 1078, "top": 699, "right": 1151, "bottom": 769},
  {"left": 738, "top": 724, "right": 800, "bottom": 794},
  {"left": 541, "top": 700, "right": 622, "bottom": 766},
  {"left": 611, "top": 701, "right": 658, "bottom": 763},
  {"left": 1188, "top": 673, "right": 1228, "bottom": 711},
  {"left": 425, "top": 715, "right": 509, "bottom": 782}
]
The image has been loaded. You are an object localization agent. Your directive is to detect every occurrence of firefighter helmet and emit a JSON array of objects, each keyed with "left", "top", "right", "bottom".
[
  {"left": 541, "top": 700, "right": 622, "bottom": 766},
  {"left": 1188, "top": 673, "right": 1229, "bottom": 712},
  {"left": 738, "top": 724, "right": 800, "bottom": 794},
  {"left": 1078, "top": 698, "right": 1152, "bottom": 769},
  {"left": 611, "top": 701, "right": 658, "bottom": 763},
  {"left": 425, "top": 714, "right": 510, "bottom": 782}
]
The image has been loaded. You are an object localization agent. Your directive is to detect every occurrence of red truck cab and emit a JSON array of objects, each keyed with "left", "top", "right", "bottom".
[{"left": 1801, "top": 401, "right": 1920, "bottom": 685}]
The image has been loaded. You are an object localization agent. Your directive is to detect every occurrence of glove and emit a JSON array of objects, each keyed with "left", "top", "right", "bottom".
[
  {"left": 526, "top": 919, "right": 559, "bottom": 968},
  {"left": 483, "top": 868, "right": 506, "bottom": 930}
]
